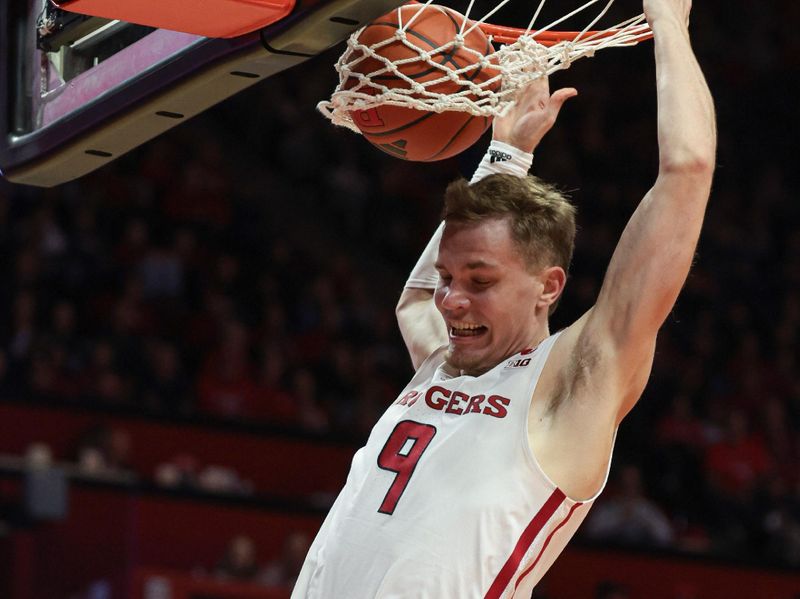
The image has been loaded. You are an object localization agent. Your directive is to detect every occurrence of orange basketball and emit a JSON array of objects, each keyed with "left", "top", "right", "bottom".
[{"left": 348, "top": 4, "right": 499, "bottom": 162}]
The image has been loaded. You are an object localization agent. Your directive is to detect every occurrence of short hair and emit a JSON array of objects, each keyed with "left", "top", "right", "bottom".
[{"left": 442, "top": 173, "right": 577, "bottom": 274}]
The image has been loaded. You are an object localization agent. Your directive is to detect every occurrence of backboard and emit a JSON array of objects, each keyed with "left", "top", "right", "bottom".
[{"left": 0, "top": 0, "right": 405, "bottom": 187}]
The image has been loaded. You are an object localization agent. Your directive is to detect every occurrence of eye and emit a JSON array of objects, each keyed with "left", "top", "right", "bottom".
[
  {"left": 438, "top": 273, "right": 452, "bottom": 283},
  {"left": 472, "top": 279, "right": 491, "bottom": 287}
]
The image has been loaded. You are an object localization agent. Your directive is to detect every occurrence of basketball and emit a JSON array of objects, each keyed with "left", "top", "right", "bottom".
[{"left": 348, "top": 4, "right": 499, "bottom": 162}]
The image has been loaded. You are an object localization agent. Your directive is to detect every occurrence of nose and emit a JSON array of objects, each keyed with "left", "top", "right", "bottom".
[{"left": 440, "top": 286, "right": 470, "bottom": 312}]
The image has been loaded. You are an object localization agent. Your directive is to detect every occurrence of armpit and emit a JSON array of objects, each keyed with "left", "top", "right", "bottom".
[{"left": 546, "top": 332, "right": 603, "bottom": 417}]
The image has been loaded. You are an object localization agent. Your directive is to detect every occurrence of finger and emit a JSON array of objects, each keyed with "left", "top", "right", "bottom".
[{"left": 549, "top": 87, "right": 578, "bottom": 115}]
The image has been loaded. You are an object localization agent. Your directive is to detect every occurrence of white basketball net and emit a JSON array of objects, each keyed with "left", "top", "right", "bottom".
[{"left": 318, "top": 0, "right": 652, "bottom": 132}]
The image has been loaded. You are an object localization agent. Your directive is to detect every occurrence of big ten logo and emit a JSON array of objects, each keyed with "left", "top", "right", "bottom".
[
  {"left": 352, "top": 107, "right": 385, "bottom": 128},
  {"left": 504, "top": 357, "right": 531, "bottom": 369}
]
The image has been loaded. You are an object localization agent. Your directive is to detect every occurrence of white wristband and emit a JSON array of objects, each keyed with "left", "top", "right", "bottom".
[
  {"left": 405, "top": 222, "right": 444, "bottom": 290},
  {"left": 470, "top": 140, "right": 533, "bottom": 184}
]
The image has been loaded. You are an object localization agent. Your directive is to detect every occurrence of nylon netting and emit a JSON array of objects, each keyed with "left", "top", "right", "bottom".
[{"left": 318, "top": 0, "right": 652, "bottom": 132}]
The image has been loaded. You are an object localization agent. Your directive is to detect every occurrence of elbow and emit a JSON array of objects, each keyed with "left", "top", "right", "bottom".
[
  {"left": 395, "top": 300, "right": 407, "bottom": 333},
  {"left": 395, "top": 291, "right": 412, "bottom": 319},
  {"left": 659, "top": 153, "right": 715, "bottom": 178},
  {"left": 396, "top": 288, "right": 431, "bottom": 331},
  {"left": 659, "top": 143, "right": 716, "bottom": 180},
  {"left": 396, "top": 287, "right": 434, "bottom": 317}
]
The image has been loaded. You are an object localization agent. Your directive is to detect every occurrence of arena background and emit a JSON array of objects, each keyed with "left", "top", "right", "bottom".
[{"left": 0, "top": 1, "right": 799, "bottom": 598}]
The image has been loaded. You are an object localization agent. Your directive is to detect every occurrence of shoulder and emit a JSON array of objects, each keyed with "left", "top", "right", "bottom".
[
  {"left": 527, "top": 313, "right": 640, "bottom": 499},
  {"left": 536, "top": 308, "right": 655, "bottom": 423}
]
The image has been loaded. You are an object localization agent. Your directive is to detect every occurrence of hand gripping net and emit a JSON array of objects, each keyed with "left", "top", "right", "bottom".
[{"left": 318, "top": 0, "right": 652, "bottom": 132}]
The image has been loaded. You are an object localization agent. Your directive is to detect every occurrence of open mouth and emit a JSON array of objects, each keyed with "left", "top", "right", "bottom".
[{"left": 450, "top": 324, "right": 488, "bottom": 338}]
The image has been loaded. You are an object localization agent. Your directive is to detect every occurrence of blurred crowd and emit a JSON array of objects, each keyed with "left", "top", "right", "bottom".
[
  {"left": 212, "top": 532, "right": 310, "bottom": 590},
  {"left": 1, "top": 0, "right": 798, "bottom": 572}
]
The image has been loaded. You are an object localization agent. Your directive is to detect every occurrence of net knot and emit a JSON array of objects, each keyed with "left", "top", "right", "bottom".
[{"left": 560, "top": 42, "right": 575, "bottom": 68}]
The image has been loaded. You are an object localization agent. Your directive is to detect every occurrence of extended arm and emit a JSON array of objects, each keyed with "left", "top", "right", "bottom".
[
  {"left": 524, "top": 1, "right": 716, "bottom": 500},
  {"left": 578, "top": 0, "right": 716, "bottom": 419},
  {"left": 396, "top": 76, "right": 576, "bottom": 369}
]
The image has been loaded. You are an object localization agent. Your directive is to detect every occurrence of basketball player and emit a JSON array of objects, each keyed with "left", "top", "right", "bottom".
[{"left": 293, "top": 0, "right": 715, "bottom": 596}]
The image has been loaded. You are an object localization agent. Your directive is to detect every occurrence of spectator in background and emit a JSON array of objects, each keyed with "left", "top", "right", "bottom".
[
  {"left": 9, "top": 290, "right": 37, "bottom": 370},
  {"left": 759, "top": 475, "right": 800, "bottom": 566},
  {"left": 196, "top": 318, "right": 257, "bottom": 419},
  {"left": 141, "top": 339, "right": 191, "bottom": 415},
  {"left": 0, "top": 348, "right": 15, "bottom": 398},
  {"left": 83, "top": 340, "right": 132, "bottom": 405},
  {"left": 584, "top": 464, "right": 675, "bottom": 549},
  {"left": 704, "top": 409, "right": 772, "bottom": 501},
  {"left": 49, "top": 299, "right": 86, "bottom": 376},
  {"left": 215, "top": 534, "right": 260, "bottom": 582},
  {"left": 197, "top": 464, "right": 252, "bottom": 496},
  {"left": 595, "top": 581, "right": 631, "bottom": 599},
  {"left": 113, "top": 218, "right": 149, "bottom": 271},
  {"left": 651, "top": 393, "right": 710, "bottom": 549},
  {"left": 73, "top": 424, "right": 135, "bottom": 478},
  {"left": 252, "top": 343, "right": 298, "bottom": 425},
  {"left": 656, "top": 394, "right": 707, "bottom": 451},
  {"left": 138, "top": 236, "right": 184, "bottom": 300},
  {"left": 702, "top": 409, "right": 775, "bottom": 555},
  {"left": 759, "top": 397, "right": 797, "bottom": 486},
  {"left": 286, "top": 368, "right": 328, "bottom": 432},
  {"left": 154, "top": 453, "right": 200, "bottom": 490},
  {"left": 260, "top": 532, "right": 311, "bottom": 589}
]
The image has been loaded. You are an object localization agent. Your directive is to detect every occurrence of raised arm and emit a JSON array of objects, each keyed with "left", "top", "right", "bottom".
[
  {"left": 576, "top": 0, "right": 716, "bottom": 419},
  {"left": 522, "top": 0, "right": 716, "bottom": 501},
  {"left": 396, "top": 76, "right": 576, "bottom": 369},
  {"left": 396, "top": 224, "right": 448, "bottom": 370}
]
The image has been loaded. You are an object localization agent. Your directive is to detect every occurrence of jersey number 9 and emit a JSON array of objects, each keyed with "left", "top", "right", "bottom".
[{"left": 376, "top": 420, "right": 437, "bottom": 515}]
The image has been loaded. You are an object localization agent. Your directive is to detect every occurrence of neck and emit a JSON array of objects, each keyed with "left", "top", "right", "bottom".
[{"left": 442, "top": 327, "right": 552, "bottom": 378}]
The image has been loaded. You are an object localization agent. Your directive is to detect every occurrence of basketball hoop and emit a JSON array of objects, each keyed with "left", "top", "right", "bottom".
[{"left": 318, "top": 0, "right": 653, "bottom": 133}]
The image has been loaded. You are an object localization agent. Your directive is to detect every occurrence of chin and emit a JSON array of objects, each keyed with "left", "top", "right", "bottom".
[{"left": 445, "top": 348, "right": 491, "bottom": 376}]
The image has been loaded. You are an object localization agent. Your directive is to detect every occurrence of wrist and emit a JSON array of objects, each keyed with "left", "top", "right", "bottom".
[
  {"left": 496, "top": 135, "right": 539, "bottom": 155},
  {"left": 647, "top": 13, "right": 690, "bottom": 34},
  {"left": 470, "top": 140, "right": 533, "bottom": 184}
]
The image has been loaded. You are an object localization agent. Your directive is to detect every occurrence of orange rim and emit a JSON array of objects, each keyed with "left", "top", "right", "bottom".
[
  {"left": 400, "top": 1, "right": 653, "bottom": 48},
  {"left": 476, "top": 23, "right": 653, "bottom": 46}
]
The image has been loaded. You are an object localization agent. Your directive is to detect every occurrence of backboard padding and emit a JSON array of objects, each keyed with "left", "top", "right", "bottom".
[{"left": 0, "top": 0, "right": 406, "bottom": 187}]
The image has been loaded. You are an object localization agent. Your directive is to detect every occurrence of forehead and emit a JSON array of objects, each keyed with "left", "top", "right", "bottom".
[{"left": 438, "top": 218, "right": 524, "bottom": 269}]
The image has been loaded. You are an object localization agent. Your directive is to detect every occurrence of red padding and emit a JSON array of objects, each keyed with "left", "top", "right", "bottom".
[{"left": 56, "top": 0, "right": 296, "bottom": 38}]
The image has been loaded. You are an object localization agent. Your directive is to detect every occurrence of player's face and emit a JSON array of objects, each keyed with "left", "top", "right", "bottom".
[{"left": 434, "top": 218, "right": 547, "bottom": 376}]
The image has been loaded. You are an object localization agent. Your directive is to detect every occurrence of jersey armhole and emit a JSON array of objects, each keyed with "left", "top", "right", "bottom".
[{"left": 520, "top": 332, "right": 618, "bottom": 504}]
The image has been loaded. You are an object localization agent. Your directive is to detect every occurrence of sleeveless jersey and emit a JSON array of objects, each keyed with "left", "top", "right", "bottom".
[{"left": 293, "top": 332, "right": 610, "bottom": 598}]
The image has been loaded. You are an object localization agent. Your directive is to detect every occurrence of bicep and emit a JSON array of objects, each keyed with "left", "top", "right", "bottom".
[
  {"left": 396, "top": 287, "right": 447, "bottom": 370},
  {"left": 594, "top": 170, "right": 711, "bottom": 354},
  {"left": 562, "top": 173, "right": 707, "bottom": 417}
]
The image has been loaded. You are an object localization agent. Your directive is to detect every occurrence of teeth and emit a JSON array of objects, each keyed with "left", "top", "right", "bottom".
[{"left": 451, "top": 323, "right": 482, "bottom": 330}]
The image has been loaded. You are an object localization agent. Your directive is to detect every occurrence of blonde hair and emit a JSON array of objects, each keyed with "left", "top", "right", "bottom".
[{"left": 443, "top": 173, "right": 576, "bottom": 273}]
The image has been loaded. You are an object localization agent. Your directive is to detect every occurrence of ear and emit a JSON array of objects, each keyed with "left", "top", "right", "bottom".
[{"left": 537, "top": 266, "right": 567, "bottom": 310}]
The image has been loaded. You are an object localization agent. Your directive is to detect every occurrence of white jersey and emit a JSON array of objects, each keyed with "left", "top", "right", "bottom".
[{"left": 293, "top": 332, "right": 610, "bottom": 598}]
